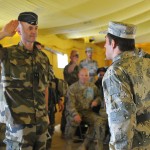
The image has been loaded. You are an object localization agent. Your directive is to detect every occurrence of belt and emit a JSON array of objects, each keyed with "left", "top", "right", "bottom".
[{"left": 136, "top": 112, "right": 150, "bottom": 124}]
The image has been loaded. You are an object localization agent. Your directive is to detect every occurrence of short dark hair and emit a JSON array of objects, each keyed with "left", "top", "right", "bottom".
[{"left": 107, "top": 33, "right": 135, "bottom": 52}]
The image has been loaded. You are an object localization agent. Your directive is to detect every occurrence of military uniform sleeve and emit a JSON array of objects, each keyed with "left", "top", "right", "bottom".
[
  {"left": 63, "top": 65, "right": 71, "bottom": 84},
  {"left": 103, "top": 66, "right": 136, "bottom": 150},
  {"left": 63, "top": 64, "right": 79, "bottom": 85},
  {"left": 66, "top": 85, "right": 79, "bottom": 117},
  {"left": 48, "top": 63, "right": 55, "bottom": 82},
  {"left": 0, "top": 48, "right": 7, "bottom": 61}
]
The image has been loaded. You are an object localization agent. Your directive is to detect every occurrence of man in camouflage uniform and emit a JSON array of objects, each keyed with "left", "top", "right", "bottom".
[
  {"left": 65, "top": 68, "right": 106, "bottom": 150},
  {"left": 79, "top": 47, "right": 98, "bottom": 83},
  {"left": 0, "top": 44, "right": 6, "bottom": 150},
  {"left": 63, "top": 50, "right": 80, "bottom": 86},
  {"left": 0, "top": 12, "right": 52, "bottom": 150},
  {"left": 102, "top": 21, "right": 150, "bottom": 150},
  {"left": 61, "top": 50, "right": 80, "bottom": 136}
]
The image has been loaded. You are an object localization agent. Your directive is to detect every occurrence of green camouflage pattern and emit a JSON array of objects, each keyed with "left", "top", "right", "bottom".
[
  {"left": 63, "top": 62, "right": 80, "bottom": 86},
  {"left": 0, "top": 42, "right": 52, "bottom": 125},
  {"left": 65, "top": 81, "right": 106, "bottom": 150},
  {"left": 103, "top": 51, "right": 150, "bottom": 150},
  {"left": 66, "top": 81, "right": 101, "bottom": 116},
  {"left": 79, "top": 59, "right": 98, "bottom": 82}
]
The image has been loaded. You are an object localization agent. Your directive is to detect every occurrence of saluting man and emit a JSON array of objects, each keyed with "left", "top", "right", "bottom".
[{"left": 0, "top": 12, "right": 52, "bottom": 150}]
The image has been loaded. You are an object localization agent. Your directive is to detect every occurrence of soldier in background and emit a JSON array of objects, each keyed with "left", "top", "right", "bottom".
[
  {"left": 46, "top": 75, "right": 64, "bottom": 150},
  {"left": 95, "top": 67, "right": 110, "bottom": 149},
  {"left": 79, "top": 47, "right": 98, "bottom": 83},
  {"left": 95, "top": 67, "right": 107, "bottom": 101},
  {"left": 102, "top": 21, "right": 150, "bottom": 150},
  {"left": 61, "top": 50, "right": 80, "bottom": 137},
  {"left": 65, "top": 68, "right": 106, "bottom": 150},
  {"left": 63, "top": 50, "right": 80, "bottom": 86},
  {"left": 0, "top": 12, "right": 52, "bottom": 149}
]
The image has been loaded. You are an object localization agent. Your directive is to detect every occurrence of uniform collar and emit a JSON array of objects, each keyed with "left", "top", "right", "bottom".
[
  {"left": 18, "top": 41, "right": 38, "bottom": 54},
  {"left": 113, "top": 51, "right": 135, "bottom": 63}
]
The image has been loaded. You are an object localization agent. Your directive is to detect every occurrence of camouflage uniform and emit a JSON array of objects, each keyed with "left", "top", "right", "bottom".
[
  {"left": 103, "top": 51, "right": 150, "bottom": 150},
  {"left": 60, "top": 62, "right": 80, "bottom": 135},
  {"left": 0, "top": 82, "right": 6, "bottom": 150},
  {"left": 65, "top": 81, "right": 106, "bottom": 150},
  {"left": 0, "top": 42, "right": 51, "bottom": 150},
  {"left": 79, "top": 59, "right": 98, "bottom": 82},
  {"left": 63, "top": 62, "right": 80, "bottom": 86}
]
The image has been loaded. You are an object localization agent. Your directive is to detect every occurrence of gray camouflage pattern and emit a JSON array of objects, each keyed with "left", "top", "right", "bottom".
[
  {"left": 4, "top": 122, "right": 48, "bottom": 150},
  {"left": 103, "top": 51, "right": 150, "bottom": 150},
  {"left": 79, "top": 59, "right": 98, "bottom": 82}
]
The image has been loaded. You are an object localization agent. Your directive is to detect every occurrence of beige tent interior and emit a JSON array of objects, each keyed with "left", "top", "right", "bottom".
[{"left": 0, "top": 0, "right": 150, "bottom": 79}]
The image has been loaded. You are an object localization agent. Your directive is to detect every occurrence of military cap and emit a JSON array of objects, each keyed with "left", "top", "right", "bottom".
[
  {"left": 85, "top": 47, "right": 93, "bottom": 52},
  {"left": 100, "top": 21, "right": 136, "bottom": 39},
  {"left": 18, "top": 12, "right": 38, "bottom": 25}
]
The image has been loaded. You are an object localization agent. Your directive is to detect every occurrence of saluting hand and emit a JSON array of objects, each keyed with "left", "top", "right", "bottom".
[{"left": 1, "top": 20, "right": 19, "bottom": 38}]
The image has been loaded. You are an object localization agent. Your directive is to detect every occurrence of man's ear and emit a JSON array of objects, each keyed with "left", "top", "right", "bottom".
[
  {"left": 16, "top": 23, "right": 22, "bottom": 35},
  {"left": 17, "top": 27, "right": 21, "bottom": 35},
  {"left": 111, "top": 39, "right": 117, "bottom": 49}
]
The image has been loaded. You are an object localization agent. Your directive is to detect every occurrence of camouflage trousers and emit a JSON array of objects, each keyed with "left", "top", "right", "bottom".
[
  {"left": 46, "top": 109, "right": 56, "bottom": 150},
  {"left": 65, "top": 110, "right": 107, "bottom": 150},
  {"left": 4, "top": 122, "right": 48, "bottom": 150}
]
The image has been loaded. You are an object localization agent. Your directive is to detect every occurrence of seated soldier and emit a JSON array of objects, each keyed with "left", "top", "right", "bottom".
[{"left": 65, "top": 68, "right": 106, "bottom": 150}]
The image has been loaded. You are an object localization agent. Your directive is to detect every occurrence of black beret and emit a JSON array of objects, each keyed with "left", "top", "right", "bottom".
[
  {"left": 97, "top": 67, "right": 107, "bottom": 74},
  {"left": 18, "top": 12, "right": 38, "bottom": 25}
]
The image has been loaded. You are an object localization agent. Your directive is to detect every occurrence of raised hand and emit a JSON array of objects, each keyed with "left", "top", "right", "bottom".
[{"left": 0, "top": 20, "right": 19, "bottom": 39}]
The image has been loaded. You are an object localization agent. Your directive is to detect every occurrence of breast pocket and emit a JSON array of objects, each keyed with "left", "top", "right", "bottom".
[{"left": 10, "top": 59, "right": 27, "bottom": 80}]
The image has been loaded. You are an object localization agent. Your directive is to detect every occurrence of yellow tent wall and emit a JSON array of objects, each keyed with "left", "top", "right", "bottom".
[{"left": 0, "top": 34, "right": 150, "bottom": 79}]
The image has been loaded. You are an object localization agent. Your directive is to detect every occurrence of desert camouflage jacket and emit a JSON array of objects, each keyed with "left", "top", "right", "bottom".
[
  {"left": 103, "top": 51, "right": 150, "bottom": 150},
  {"left": 66, "top": 81, "right": 101, "bottom": 117}
]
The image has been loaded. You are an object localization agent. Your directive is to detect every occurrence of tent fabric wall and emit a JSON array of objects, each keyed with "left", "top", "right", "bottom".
[{"left": 0, "top": 33, "right": 149, "bottom": 79}]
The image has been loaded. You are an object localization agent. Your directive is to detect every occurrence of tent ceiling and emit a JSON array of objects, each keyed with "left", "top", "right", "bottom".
[{"left": 0, "top": 0, "right": 150, "bottom": 43}]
